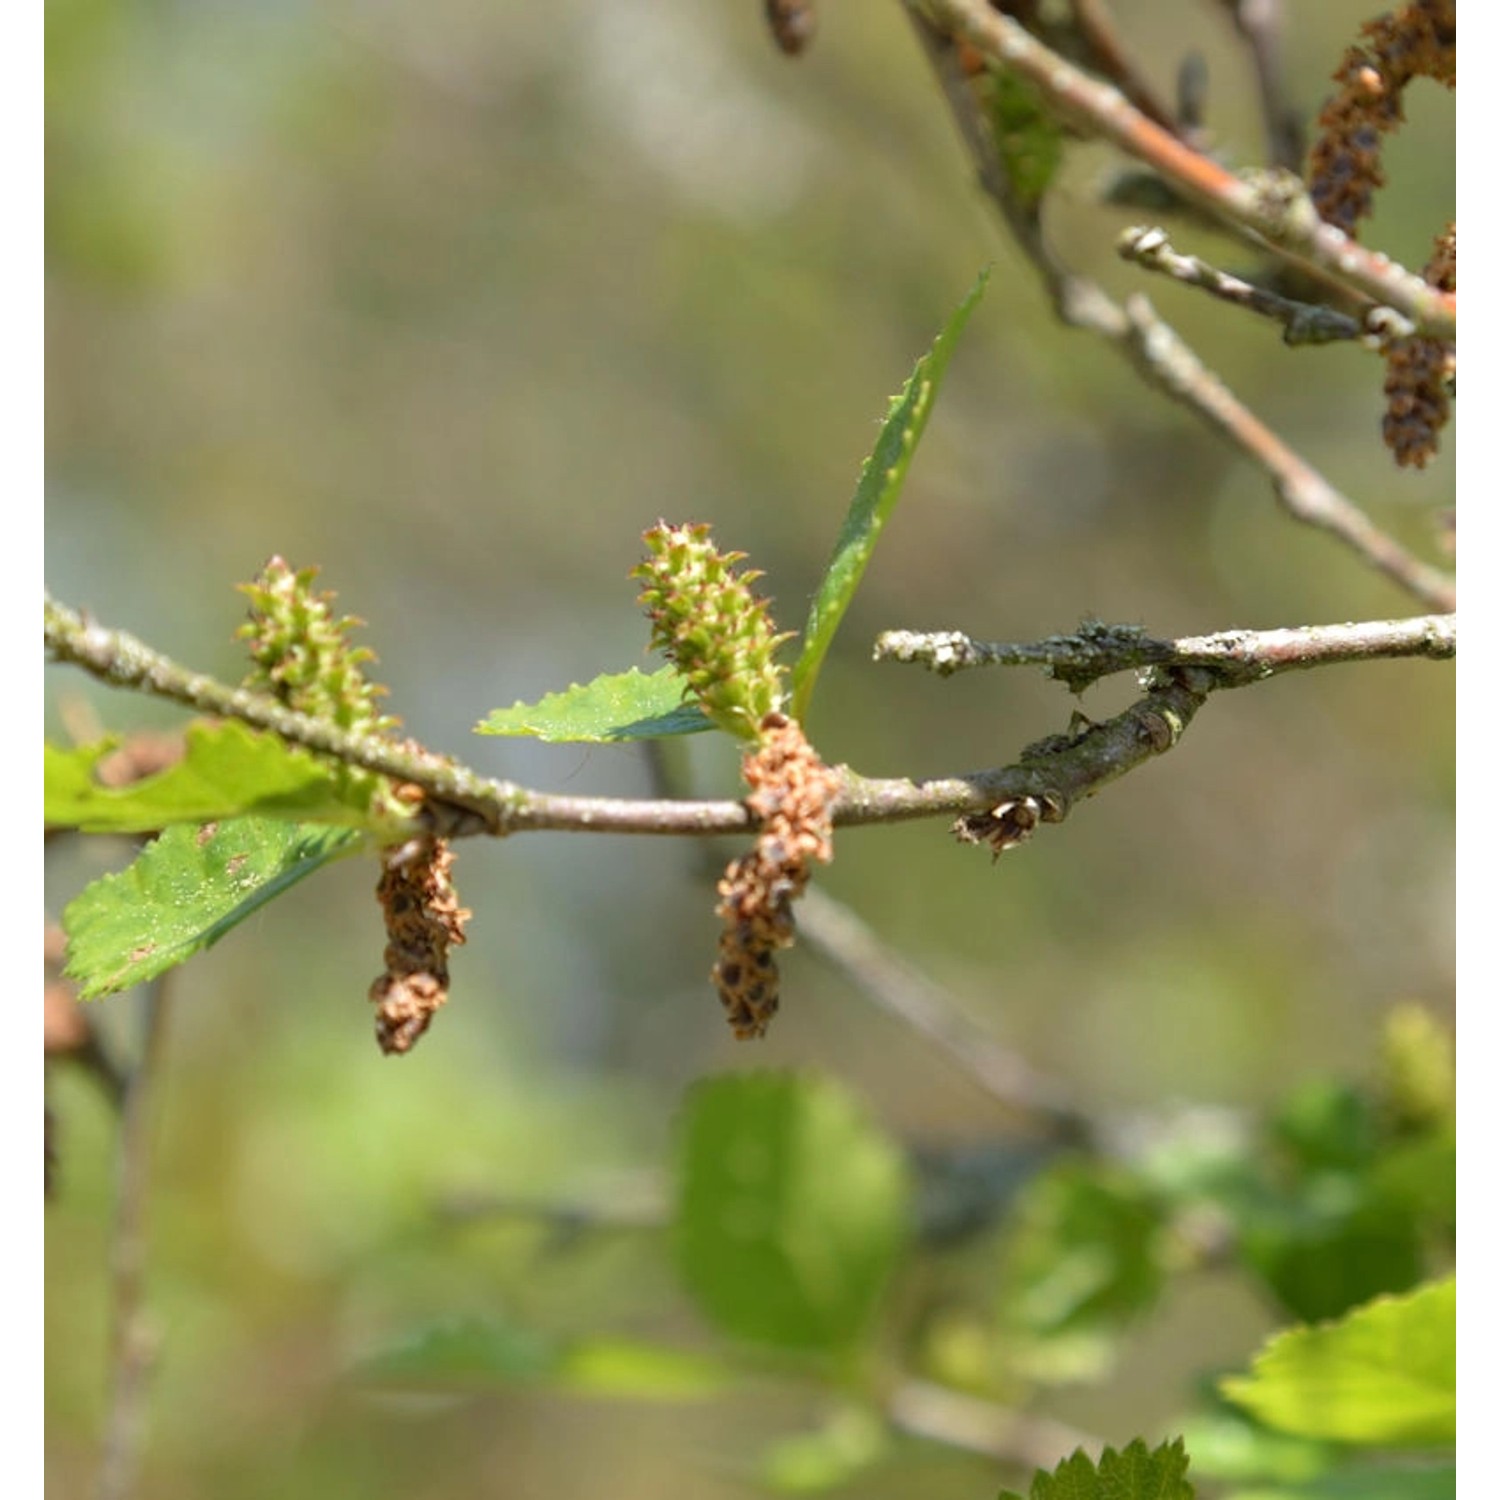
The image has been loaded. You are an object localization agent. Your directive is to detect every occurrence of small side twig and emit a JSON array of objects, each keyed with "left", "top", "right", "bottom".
[
  {"left": 96, "top": 974, "right": 173, "bottom": 1500},
  {"left": 1117, "top": 225, "right": 1396, "bottom": 347},
  {"left": 874, "top": 613, "right": 1456, "bottom": 690}
]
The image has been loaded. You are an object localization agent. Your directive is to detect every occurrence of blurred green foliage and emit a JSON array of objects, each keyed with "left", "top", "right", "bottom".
[
  {"left": 675, "top": 1072, "right": 911, "bottom": 1354},
  {"left": 996, "top": 1161, "right": 1171, "bottom": 1381},
  {"left": 47, "top": 2, "right": 1453, "bottom": 1497}
]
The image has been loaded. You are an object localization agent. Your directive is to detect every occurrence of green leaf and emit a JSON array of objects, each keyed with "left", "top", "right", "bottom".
[
  {"left": 62, "top": 817, "right": 363, "bottom": 999},
  {"left": 475, "top": 667, "right": 713, "bottom": 743},
  {"left": 789, "top": 270, "right": 989, "bottom": 721},
  {"left": 998, "top": 1437, "right": 1195, "bottom": 1500},
  {"left": 1237, "top": 1195, "right": 1425, "bottom": 1327},
  {"left": 674, "top": 1071, "right": 910, "bottom": 1353},
  {"left": 359, "top": 1320, "right": 733, "bottom": 1401},
  {"left": 45, "top": 721, "right": 407, "bottom": 833},
  {"left": 1220, "top": 1277, "right": 1455, "bottom": 1447}
]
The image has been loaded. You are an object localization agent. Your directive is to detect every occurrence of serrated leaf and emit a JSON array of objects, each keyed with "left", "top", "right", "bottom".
[
  {"left": 998, "top": 1437, "right": 1195, "bottom": 1500},
  {"left": 674, "top": 1071, "right": 910, "bottom": 1353},
  {"left": 475, "top": 667, "right": 713, "bottom": 743},
  {"left": 45, "top": 721, "right": 404, "bottom": 833},
  {"left": 62, "top": 817, "right": 363, "bottom": 998},
  {"left": 1220, "top": 1278, "right": 1454, "bottom": 1447},
  {"left": 358, "top": 1320, "right": 732, "bottom": 1401},
  {"left": 789, "top": 270, "right": 988, "bottom": 721}
]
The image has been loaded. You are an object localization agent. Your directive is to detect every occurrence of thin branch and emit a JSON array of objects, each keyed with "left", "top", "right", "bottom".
[
  {"left": 910, "top": 0, "right": 1456, "bottom": 338},
  {"left": 1117, "top": 225, "right": 1388, "bottom": 346},
  {"left": 53, "top": 602, "right": 1448, "bottom": 850},
  {"left": 900, "top": 16, "right": 1455, "bottom": 614},
  {"left": 95, "top": 975, "right": 173, "bottom": 1500},
  {"left": 796, "top": 885, "right": 1096, "bottom": 1145},
  {"left": 874, "top": 613, "right": 1456, "bottom": 689},
  {"left": 45, "top": 593, "right": 1211, "bottom": 840}
]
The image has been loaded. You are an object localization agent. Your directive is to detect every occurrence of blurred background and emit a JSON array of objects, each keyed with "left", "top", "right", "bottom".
[{"left": 46, "top": 2, "right": 1454, "bottom": 1496}]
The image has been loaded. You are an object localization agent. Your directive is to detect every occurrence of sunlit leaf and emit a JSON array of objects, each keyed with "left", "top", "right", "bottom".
[
  {"left": 789, "top": 270, "right": 988, "bottom": 721},
  {"left": 475, "top": 667, "right": 712, "bottom": 742},
  {"left": 62, "top": 817, "right": 364, "bottom": 999},
  {"left": 45, "top": 720, "right": 403, "bottom": 833},
  {"left": 1220, "top": 1278, "right": 1455, "bottom": 1447}
]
